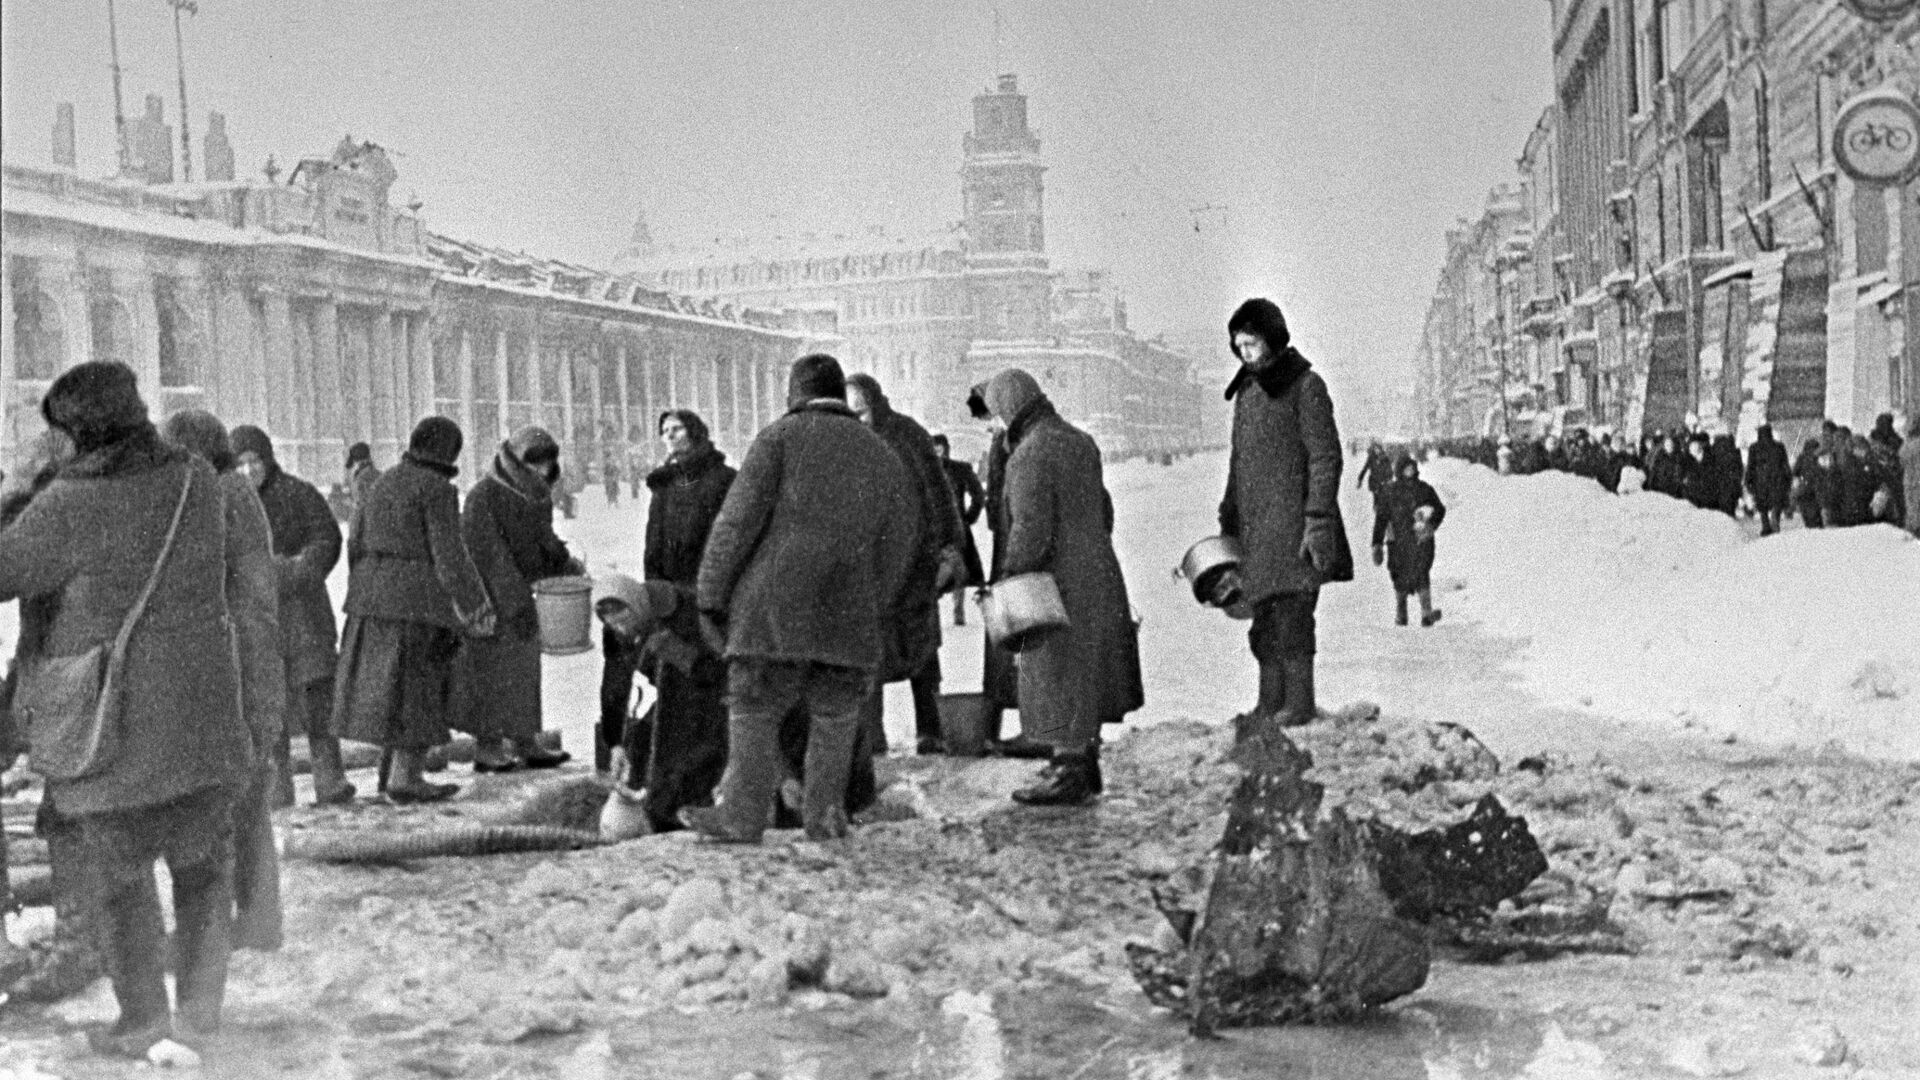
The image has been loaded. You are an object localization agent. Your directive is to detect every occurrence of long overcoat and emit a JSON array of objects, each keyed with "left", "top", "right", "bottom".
[
  {"left": 864, "top": 397, "right": 960, "bottom": 681},
  {"left": 696, "top": 400, "right": 913, "bottom": 674},
  {"left": 644, "top": 446, "right": 736, "bottom": 586},
  {"left": 0, "top": 437, "right": 251, "bottom": 817},
  {"left": 342, "top": 455, "right": 490, "bottom": 629},
  {"left": 255, "top": 464, "right": 342, "bottom": 690},
  {"left": 997, "top": 393, "right": 1144, "bottom": 741},
  {"left": 1369, "top": 471, "right": 1446, "bottom": 595},
  {"left": 1745, "top": 431, "right": 1792, "bottom": 511},
  {"left": 454, "top": 446, "right": 577, "bottom": 743},
  {"left": 1219, "top": 352, "right": 1353, "bottom": 601}
]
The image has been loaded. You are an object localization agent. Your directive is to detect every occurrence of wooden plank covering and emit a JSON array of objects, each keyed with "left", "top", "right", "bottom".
[{"left": 1768, "top": 248, "right": 1830, "bottom": 424}]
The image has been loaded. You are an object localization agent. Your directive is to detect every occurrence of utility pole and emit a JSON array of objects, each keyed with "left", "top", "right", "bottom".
[
  {"left": 167, "top": 0, "right": 199, "bottom": 182},
  {"left": 107, "top": 0, "right": 129, "bottom": 172}
]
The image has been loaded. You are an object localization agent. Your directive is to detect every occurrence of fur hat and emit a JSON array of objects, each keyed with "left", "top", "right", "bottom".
[
  {"left": 506, "top": 426, "right": 560, "bottom": 467},
  {"left": 41, "top": 362, "right": 150, "bottom": 454},
  {"left": 346, "top": 441, "right": 373, "bottom": 467},
  {"left": 407, "top": 415, "right": 464, "bottom": 467},
  {"left": 1227, "top": 298, "right": 1291, "bottom": 357},
  {"left": 787, "top": 353, "right": 846, "bottom": 405},
  {"left": 162, "top": 409, "right": 236, "bottom": 472}
]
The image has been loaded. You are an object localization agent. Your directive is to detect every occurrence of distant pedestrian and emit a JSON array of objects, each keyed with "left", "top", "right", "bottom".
[
  {"left": 932, "top": 433, "right": 986, "bottom": 627},
  {"left": 603, "top": 452, "right": 622, "bottom": 506},
  {"left": 1870, "top": 411, "right": 1905, "bottom": 456},
  {"left": 1793, "top": 439, "right": 1827, "bottom": 528},
  {"left": 683, "top": 354, "right": 913, "bottom": 842},
  {"left": 345, "top": 441, "right": 381, "bottom": 523},
  {"left": 1708, "top": 432, "right": 1744, "bottom": 517},
  {"left": 1370, "top": 454, "right": 1445, "bottom": 628},
  {"left": 333, "top": 417, "right": 496, "bottom": 804},
  {"left": 1745, "top": 424, "right": 1792, "bottom": 535},
  {"left": 1219, "top": 297, "right": 1353, "bottom": 728},
  {"left": 453, "top": 426, "right": 580, "bottom": 774}
]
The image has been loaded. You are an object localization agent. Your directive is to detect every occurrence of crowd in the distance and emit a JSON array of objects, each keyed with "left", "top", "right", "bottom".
[{"left": 1407, "top": 410, "right": 1920, "bottom": 538}]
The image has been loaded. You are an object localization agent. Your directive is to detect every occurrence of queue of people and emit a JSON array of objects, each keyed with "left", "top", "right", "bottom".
[{"left": 1408, "top": 409, "right": 1918, "bottom": 538}]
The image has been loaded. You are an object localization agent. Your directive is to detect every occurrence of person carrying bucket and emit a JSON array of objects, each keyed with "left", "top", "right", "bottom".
[{"left": 452, "top": 426, "right": 582, "bottom": 773}]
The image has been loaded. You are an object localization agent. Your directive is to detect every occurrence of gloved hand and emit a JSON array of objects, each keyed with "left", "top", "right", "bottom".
[
  {"left": 1371, "top": 544, "right": 1385, "bottom": 567},
  {"left": 1206, "top": 568, "right": 1244, "bottom": 608},
  {"left": 1299, "top": 520, "right": 1341, "bottom": 575}
]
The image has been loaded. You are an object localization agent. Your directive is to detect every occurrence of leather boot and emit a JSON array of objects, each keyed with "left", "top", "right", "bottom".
[
  {"left": 308, "top": 735, "right": 357, "bottom": 805},
  {"left": 1256, "top": 659, "right": 1286, "bottom": 715},
  {"left": 1012, "top": 751, "right": 1096, "bottom": 806},
  {"left": 1276, "top": 655, "right": 1318, "bottom": 728}
]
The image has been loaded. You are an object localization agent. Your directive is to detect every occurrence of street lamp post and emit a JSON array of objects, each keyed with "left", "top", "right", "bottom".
[
  {"left": 106, "top": 0, "right": 129, "bottom": 172},
  {"left": 166, "top": 0, "right": 198, "bottom": 183}
]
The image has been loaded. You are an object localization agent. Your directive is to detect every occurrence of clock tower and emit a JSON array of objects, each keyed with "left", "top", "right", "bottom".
[{"left": 963, "top": 75, "right": 1052, "bottom": 340}]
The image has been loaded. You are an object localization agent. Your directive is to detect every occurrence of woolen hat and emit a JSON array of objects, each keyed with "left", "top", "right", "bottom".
[
  {"left": 1227, "top": 297, "right": 1291, "bottom": 356},
  {"left": 345, "top": 441, "right": 373, "bottom": 467},
  {"left": 41, "top": 361, "right": 149, "bottom": 454},
  {"left": 230, "top": 424, "right": 277, "bottom": 466},
  {"left": 408, "top": 415, "right": 464, "bottom": 466},
  {"left": 787, "top": 353, "right": 846, "bottom": 403},
  {"left": 162, "top": 409, "right": 236, "bottom": 472}
]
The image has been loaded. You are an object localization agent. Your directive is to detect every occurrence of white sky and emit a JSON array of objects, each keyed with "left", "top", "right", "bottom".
[{"left": 2, "top": 0, "right": 1552, "bottom": 417}]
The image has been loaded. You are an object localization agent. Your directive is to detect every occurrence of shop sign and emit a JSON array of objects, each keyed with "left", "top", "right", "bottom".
[
  {"left": 1833, "top": 88, "right": 1920, "bottom": 185},
  {"left": 1842, "top": 0, "right": 1918, "bottom": 23}
]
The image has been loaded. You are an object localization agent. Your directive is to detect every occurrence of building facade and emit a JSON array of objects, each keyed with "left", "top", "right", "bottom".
[
  {"left": 3, "top": 127, "right": 829, "bottom": 485},
  {"left": 632, "top": 75, "right": 1214, "bottom": 461},
  {"left": 1416, "top": 0, "right": 1920, "bottom": 448}
]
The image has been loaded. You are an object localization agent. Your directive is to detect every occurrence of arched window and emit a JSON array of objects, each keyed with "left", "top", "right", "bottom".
[
  {"left": 154, "top": 279, "right": 200, "bottom": 388},
  {"left": 10, "top": 263, "right": 66, "bottom": 381}
]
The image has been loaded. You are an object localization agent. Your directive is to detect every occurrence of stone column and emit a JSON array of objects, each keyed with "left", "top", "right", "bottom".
[
  {"left": 406, "top": 310, "right": 431, "bottom": 428},
  {"left": 615, "top": 341, "right": 633, "bottom": 449},
  {"left": 128, "top": 270, "right": 162, "bottom": 394},
  {"left": 665, "top": 345, "right": 679, "bottom": 413},
  {"left": 587, "top": 345, "right": 606, "bottom": 472},
  {"left": 260, "top": 289, "right": 294, "bottom": 438},
  {"left": 361, "top": 304, "right": 389, "bottom": 451},
  {"left": 312, "top": 297, "right": 342, "bottom": 479},
  {"left": 528, "top": 320, "right": 547, "bottom": 428},
  {"left": 494, "top": 326, "right": 511, "bottom": 437},
  {"left": 457, "top": 323, "right": 478, "bottom": 479}
]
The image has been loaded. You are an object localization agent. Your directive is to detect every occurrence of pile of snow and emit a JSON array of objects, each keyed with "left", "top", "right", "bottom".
[{"left": 1421, "top": 457, "right": 1920, "bottom": 760}]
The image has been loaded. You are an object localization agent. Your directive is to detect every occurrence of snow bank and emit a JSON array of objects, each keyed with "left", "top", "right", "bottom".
[{"left": 1421, "top": 457, "right": 1920, "bottom": 760}]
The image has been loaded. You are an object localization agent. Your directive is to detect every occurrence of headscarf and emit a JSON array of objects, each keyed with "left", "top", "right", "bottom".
[
  {"left": 657, "top": 409, "right": 711, "bottom": 451},
  {"left": 162, "top": 409, "right": 236, "bottom": 473},
  {"left": 983, "top": 368, "right": 1045, "bottom": 427}
]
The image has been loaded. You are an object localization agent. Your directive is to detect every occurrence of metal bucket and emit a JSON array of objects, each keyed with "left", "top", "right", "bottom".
[
  {"left": 937, "top": 692, "right": 992, "bottom": 757},
  {"left": 1176, "top": 535, "right": 1245, "bottom": 606},
  {"left": 980, "top": 572, "right": 1069, "bottom": 653},
  {"left": 531, "top": 576, "right": 595, "bottom": 655}
]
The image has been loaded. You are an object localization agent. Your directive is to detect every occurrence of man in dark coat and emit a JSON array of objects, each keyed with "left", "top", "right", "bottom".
[
  {"left": 1794, "top": 439, "right": 1828, "bottom": 527},
  {"left": 685, "top": 354, "right": 913, "bottom": 842},
  {"left": 1220, "top": 297, "right": 1353, "bottom": 728},
  {"left": 931, "top": 433, "right": 986, "bottom": 627},
  {"left": 1708, "top": 432, "right": 1744, "bottom": 517},
  {"left": 333, "top": 417, "right": 495, "bottom": 803},
  {"left": 454, "top": 427, "right": 579, "bottom": 772},
  {"left": 1, "top": 362, "right": 253, "bottom": 1054},
  {"left": 845, "top": 373, "right": 961, "bottom": 755},
  {"left": 231, "top": 426, "right": 356, "bottom": 805},
  {"left": 1744, "top": 424, "right": 1793, "bottom": 535},
  {"left": 984, "top": 369, "right": 1143, "bottom": 805}
]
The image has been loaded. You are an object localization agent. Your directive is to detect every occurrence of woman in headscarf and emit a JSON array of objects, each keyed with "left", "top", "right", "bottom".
[
  {"left": 0, "top": 363, "right": 252, "bottom": 1055},
  {"left": 162, "top": 410, "right": 287, "bottom": 952},
  {"left": 1369, "top": 454, "right": 1447, "bottom": 628},
  {"left": 333, "top": 416, "right": 495, "bottom": 804},
  {"left": 982, "top": 368, "right": 1143, "bottom": 805},
  {"left": 454, "top": 426, "right": 580, "bottom": 773},
  {"left": 598, "top": 410, "right": 734, "bottom": 823}
]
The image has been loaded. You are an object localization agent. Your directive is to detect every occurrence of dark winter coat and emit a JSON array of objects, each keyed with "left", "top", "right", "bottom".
[
  {"left": 941, "top": 457, "right": 987, "bottom": 587},
  {"left": 980, "top": 431, "right": 1018, "bottom": 710},
  {"left": 696, "top": 400, "right": 914, "bottom": 674},
  {"left": 1832, "top": 451, "right": 1875, "bottom": 527},
  {"left": 1220, "top": 348, "right": 1352, "bottom": 601},
  {"left": 216, "top": 470, "right": 287, "bottom": 757},
  {"left": 993, "top": 382, "right": 1144, "bottom": 735},
  {"left": 857, "top": 387, "right": 960, "bottom": 680},
  {"left": 1794, "top": 445, "right": 1829, "bottom": 526},
  {"left": 1647, "top": 448, "right": 1688, "bottom": 498},
  {"left": 254, "top": 463, "right": 343, "bottom": 689},
  {"left": 1745, "top": 429, "right": 1793, "bottom": 511},
  {"left": 644, "top": 446, "right": 736, "bottom": 586},
  {"left": 1679, "top": 448, "right": 1718, "bottom": 510},
  {"left": 1370, "top": 469, "right": 1446, "bottom": 595},
  {"left": 0, "top": 435, "right": 250, "bottom": 816},
  {"left": 1709, "top": 435, "right": 1744, "bottom": 515},
  {"left": 453, "top": 444, "right": 578, "bottom": 743},
  {"left": 343, "top": 455, "right": 491, "bottom": 629}
]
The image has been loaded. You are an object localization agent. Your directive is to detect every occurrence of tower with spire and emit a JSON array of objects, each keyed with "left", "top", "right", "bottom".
[{"left": 963, "top": 74, "right": 1051, "bottom": 340}]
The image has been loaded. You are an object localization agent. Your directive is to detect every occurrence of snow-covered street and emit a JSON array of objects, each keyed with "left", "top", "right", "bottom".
[{"left": 4, "top": 449, "right": 1918, "bottom": 1079}]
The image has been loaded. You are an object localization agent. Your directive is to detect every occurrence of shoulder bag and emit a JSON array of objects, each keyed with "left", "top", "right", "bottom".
[{"left": 18, "top": 467, "right": 194, "bottom": 782}]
